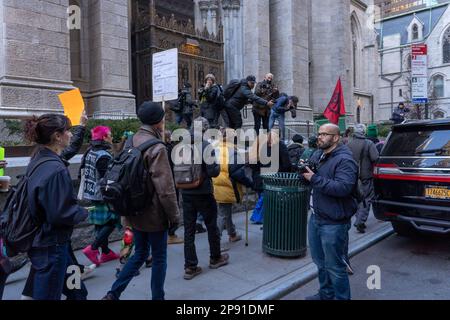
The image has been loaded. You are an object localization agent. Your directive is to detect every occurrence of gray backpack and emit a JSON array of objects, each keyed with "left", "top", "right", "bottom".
[{"left": 173, "top": 145, "right": 204, "bottom": 190}]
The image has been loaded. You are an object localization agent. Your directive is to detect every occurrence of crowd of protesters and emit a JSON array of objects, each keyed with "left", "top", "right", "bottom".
[{"left": 0, "top": 70, "right": 383, "bottom": 301}]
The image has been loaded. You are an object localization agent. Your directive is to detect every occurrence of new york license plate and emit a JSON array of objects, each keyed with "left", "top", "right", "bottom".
[{"left": 425, "top": 186, "right": 450, "bottom": 200}]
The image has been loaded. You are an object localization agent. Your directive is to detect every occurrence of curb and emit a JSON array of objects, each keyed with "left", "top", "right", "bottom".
[{"left": 236, "top": 224, "right": 394, "bottom": 300}]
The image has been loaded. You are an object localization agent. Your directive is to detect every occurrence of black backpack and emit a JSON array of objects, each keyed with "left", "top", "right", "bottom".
[
  {"left": 0, "top": 157, "right": 57, "bottom": 257},
  {"left": 223, "top": 79, "right": 242, "bottom": 101},
  {"left": 99, "top": 137, "right": 164, "bottom": 217},
  {"left": 215, "top": 84, "right": 225, "bottom": 110},
  {"left": 169, "top": 93, "right": 184, "bottom": 113}
]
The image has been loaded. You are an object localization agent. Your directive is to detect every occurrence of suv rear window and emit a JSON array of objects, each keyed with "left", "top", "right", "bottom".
[{"left": 382, "top": 127, "right": 450, "bottom": 156}]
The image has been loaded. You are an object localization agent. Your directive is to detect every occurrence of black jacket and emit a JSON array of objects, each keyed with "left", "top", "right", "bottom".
[
  {"left": 61, "top": 126, "right": 86, "bottom": 161},
  {"left": 288, "top": 143, "right": 305, "bottom": 166},
  {"left": 225, "top": 79, "right": 269, "bottom": 111},
  {"left": 181, "top": 140, "right": 220, "bottom": 195},
  {"left": 28, "top": 148, "right": 88, "bottom": 248},
  {"left": 200, "top": 85, "right": 220, "bottom": 120}
]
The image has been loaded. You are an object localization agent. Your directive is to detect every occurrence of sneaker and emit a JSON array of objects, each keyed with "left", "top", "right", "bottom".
[
  {"left": 196, "top": 223, "right": 207, "bottom": 234},
  {"left": 102, "top": 293, "right": 118, "bottom": 300},
  {"left": 100, "top": 250, "right": 120, "bottom": 264},
  {"left": 82, "top": 245, "right": 100, "bottom": 266},
  {"left": 355, "top": 223, "right": 366, "bottom": 234},
  {"left": 229, "top": 234, "right": 242, "bottom": 243},
  {"left": 209, "top": 253, "right": 229, "bottom": 269},
  {"left": 168, "top": 234, "right": 184, "bottom": 245},
  {"left": 145, "top": 256, "right": 153, "bottom": 268},
  {"left": 80, "top": 264, "right": 97, "bottom": 280},
  {"left": 184, "top": 266, "right": 202, "bottom": 280}
]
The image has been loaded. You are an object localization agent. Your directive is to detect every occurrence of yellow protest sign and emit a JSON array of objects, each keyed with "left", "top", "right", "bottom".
[{"left": 58, "top": 88, "right": 85, "bottom": 126}]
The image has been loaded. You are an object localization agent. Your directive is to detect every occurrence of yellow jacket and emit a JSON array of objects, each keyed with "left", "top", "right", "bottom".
[{"left": 213, "top": 142, "right": 243, "bottom": 204}]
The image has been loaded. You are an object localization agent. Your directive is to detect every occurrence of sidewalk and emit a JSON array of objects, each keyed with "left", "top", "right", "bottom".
[{"left": 3, "top": 212, "right": 393, "bottom": 300}]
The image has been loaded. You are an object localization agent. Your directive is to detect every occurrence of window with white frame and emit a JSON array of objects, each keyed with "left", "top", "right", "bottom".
[{"left": 432, "top": 74, "right": 445, "bottom": 98}]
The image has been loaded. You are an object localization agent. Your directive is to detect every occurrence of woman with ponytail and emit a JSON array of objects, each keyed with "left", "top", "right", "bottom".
[{"left": 22, "top": 114, "right": 88, "bottom": 300}]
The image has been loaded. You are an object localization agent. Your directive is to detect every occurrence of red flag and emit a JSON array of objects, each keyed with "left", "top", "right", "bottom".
[{"left": 323, "top": 78, "right": 346, "bottom": 125}]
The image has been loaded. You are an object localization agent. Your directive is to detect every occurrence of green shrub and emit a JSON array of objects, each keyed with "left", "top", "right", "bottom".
[
  {"left": 85, "top": 119, "right": 182, "bottom": 143},
  {"left": 85, "top": 118, "right": 142, "bottom": 143},
  {"left": 377, "top": 123, "right": 393, "bottom": 138}
]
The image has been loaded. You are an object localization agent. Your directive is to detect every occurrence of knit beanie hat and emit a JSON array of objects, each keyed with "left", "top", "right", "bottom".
[{"left": 137, "top": 101, "right": 165, "bottom": 125}]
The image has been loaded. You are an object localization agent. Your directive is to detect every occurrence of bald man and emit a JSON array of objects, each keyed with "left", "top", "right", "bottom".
[
  {"left": 301, "top": 124, "right": 358, "bottom": 300},
  {"left": 253, "top": 73, "right": 280, "bottom": 134}
]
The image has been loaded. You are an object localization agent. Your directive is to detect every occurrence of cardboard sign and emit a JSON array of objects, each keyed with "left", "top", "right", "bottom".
[{"left": 58, "top": 88, "right": 85, "bottom": 126}]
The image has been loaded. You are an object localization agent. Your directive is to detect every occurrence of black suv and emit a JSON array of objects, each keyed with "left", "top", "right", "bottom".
[{"left": 373, "top": 119, "right": 450, "bottom": 236}]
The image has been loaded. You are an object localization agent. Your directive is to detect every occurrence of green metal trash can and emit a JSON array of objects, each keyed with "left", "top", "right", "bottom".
[{"left": 261, "top": 173, "right": 309, "bottom": 258}]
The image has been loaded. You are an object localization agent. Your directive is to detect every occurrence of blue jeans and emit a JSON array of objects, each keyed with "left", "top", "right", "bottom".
[
  {"left": 28, "top": 243, "right": 87, "bottom": 300},
  {"left": 268, "top": 110, "right": 286, "bottom": 141},
  {"left": 109, "top": 230, "right": 168, "bottom": 300},
  {"left": 308, "top": 214, "right": 351, "bottom": 300}
]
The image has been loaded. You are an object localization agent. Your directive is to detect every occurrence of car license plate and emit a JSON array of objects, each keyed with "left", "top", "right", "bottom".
[{"left": 425, "top": 186, "right": 450, "bottom": 200}]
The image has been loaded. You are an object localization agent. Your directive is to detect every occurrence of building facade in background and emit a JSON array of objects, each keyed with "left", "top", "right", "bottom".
[
  {"left": 195, "top": 0, "right": 380, "bottom": 132},
  {"left": 377, "top": 2, "right": 450, "bottom": 120},
  {"left": 375, "top": 0, "right": 447, "bottom": 17},
  {"left": 0, "top": 0, "right": 136, "bottom": 119}
]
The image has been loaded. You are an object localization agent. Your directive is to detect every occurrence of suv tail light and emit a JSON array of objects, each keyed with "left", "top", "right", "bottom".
[
  {"left": 373, "top": 163, "right": 401, "bottom": 177},
  {"left": 374, "top": 163, "right": 450, "bottom": 183}
]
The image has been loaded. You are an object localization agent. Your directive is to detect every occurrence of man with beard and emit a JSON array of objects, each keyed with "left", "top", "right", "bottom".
[
  {"left": 301, "top": 124, "right": 358, "bottom": 300},
  {"left": 253, "top": 73, "right": 279, "bottom": 134}
]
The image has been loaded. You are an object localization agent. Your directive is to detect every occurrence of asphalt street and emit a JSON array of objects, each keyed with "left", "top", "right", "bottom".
[{"left": 284, "top": 232, "right": 450, "bottom": 300}]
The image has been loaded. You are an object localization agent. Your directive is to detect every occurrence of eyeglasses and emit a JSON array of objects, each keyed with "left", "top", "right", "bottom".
[{"left": 317, "top": 132, "right": 337, "bottom": 137}]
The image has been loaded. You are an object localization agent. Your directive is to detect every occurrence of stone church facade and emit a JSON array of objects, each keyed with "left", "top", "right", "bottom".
[
  {"left": 195, "top": 0, "right": 379, "bottom": 130},
  {"left": 0, "top": 0, "right": 135, "bottom": 119},
  {"left": 0, "top": 0, "right": 378, "bottom": 129}
]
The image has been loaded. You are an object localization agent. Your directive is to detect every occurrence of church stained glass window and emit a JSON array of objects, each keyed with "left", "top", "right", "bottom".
[{"left": 443, "top": 27, "right": 450, "bottom": 64}]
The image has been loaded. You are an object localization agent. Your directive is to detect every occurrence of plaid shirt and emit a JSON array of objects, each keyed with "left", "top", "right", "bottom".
[{"left": 88, "top": 203, "right": 120, "bottom": 227}]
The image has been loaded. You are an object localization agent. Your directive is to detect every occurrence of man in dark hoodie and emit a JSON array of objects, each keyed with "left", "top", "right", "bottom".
[
  {"left": 224, "top": 76, "right": 274, "bottom": 129},
  {"left": 301, "top": 124, "right": 358, "bottom": 300},
  {"left": 288, "top": 134, "right": 305, "bottom": 167},
  {"left": 346, "top": 124, "right": 379, "bottom": 233}
]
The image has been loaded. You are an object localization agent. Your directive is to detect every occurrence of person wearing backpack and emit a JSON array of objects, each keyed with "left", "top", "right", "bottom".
[
  {"left": 19, "top": 112, "right": 96, "bottom": 300},
  {"left": 102, "top": 101, "right": 180, "bottom": 301},
  {"left": 20, "top": 114, "right": 88, "bottom": 300},
  {"left": 199, "top": 74, "right": 223, "bottom": 129},
  {"left": 212, "top": 128, "right": 253, "bottom": 243},
  {"left": 81, "top": 126, "right": 120, "bottom": 266},
  {"left": 224, "top": 75, "right": 274, "bottom": 129},
  {"left": 174, "top": 117, "right": 228, "bottom": 280}
]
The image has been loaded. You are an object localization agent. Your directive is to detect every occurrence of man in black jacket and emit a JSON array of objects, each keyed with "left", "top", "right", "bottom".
[
  {"left": 301, "top": 124, "right": 358, "bottom": 300},
  {"left": 180, "top": 117, "right": 229, "bottom": 280},
  {"left": 225, "top": 76, "right": 274, "bottom": 129}
]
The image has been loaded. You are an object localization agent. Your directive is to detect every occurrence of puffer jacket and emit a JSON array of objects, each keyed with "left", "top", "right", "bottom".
[
  {"left": 213, "top": 142, "right": 252, "bottom": 204},
  {"left": 225, "top": 79, "right": 269, "bottom": 111}
]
